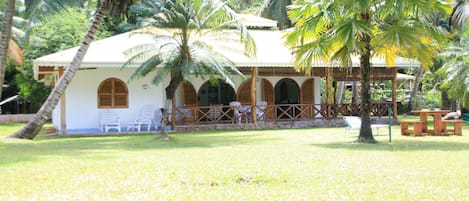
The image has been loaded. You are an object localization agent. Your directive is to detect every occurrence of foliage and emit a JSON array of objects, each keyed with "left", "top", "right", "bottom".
[
  {"left": 284, "top": 0, "right": 450, "bottom": 142},
  {"left": 2, "top": 126, "right": 469, "bottom": 200},
  {"left": 438, "top": 27, "right": 469, "bottom": 107},
  {"left": 8, "top": 8, "right": 112, "bottom": 113}
]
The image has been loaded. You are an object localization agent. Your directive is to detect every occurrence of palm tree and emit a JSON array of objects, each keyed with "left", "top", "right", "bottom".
[
  {"left": 450, "top": 0, "right": 469, "bottom": 30},
  {"left": 9, "top": 1, "right": 109, "bottom": 139},
  {"left": 0, "top": 0, "right": 15, "bottom": 98},
  {"left": 438, "top": 27, "right": 469, "bottom": 107},
  {"left": 122, "top": 0, "right": 256, "bottom": 140},
  {"left": 285, "top": 0, "right": 450, "bottom": 143}
]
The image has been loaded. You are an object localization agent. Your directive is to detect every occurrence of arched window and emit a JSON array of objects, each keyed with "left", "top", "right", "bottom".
[{"left": 97, "top": 78, "right": 128, "bottom": 108}]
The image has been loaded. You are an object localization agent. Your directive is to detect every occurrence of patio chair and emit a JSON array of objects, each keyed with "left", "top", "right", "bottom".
[
  {"left": 100, "top": 110, "right": 121, "bottom": 132},
  {"left": 177, "top": 106, "right": 194, "bottom": 124},
  {"left": 256, "top": 101, "right": 267, "bottom": 121},
  {"left": 343, "top": 116, "right": 388, "bottom": 137},
  {"left": 229, "top": 101, "right": 242, "bottom": 123},
  {"left": 129, "top": 105, "right": 157, "bottom": 131},
  {"left": 207, "top": 105, "right": 223, "bottom": 121}
]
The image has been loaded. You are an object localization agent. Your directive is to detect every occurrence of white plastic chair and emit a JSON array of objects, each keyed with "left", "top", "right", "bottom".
[
  {"left": 229, "top": 101, "right": 241, "bottom": 123},
  {"left": 256, "top": 101, "right": 267, "bottom": 121},
  {"left": 100, "top": 110, "right": 121, "bottom": 132},
  {"left": 343, "top": 116, "right": 388, "bottom": 137},
  {"left": 129, "top": 105, "right": 156, "bottom": 131}
]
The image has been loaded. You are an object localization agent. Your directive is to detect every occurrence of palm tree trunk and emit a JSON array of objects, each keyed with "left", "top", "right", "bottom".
[
  {"left": 9, "top": 1, "right": 108, "bottom": 139},
  {"left": 159, "top": 74, "right": 184, "bottom": 140},
  {"left": 351, "top": 81, "right": 358, "bottom": 104},
  {"left": 0, "top": 0, "right": 15, "bottom": 101},
  {"left": 335, "top": 81, "right": 345, "bottom": 104},
  {"left": 357, "top": 12, "right": 376, "bottom": 143},
  {"left": 410, "top": 66, "right": 424, "bottom": 110}
]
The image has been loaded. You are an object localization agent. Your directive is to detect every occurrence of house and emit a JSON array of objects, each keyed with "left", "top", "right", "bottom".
[{"left": 33, "top": 15, "right": 419, "bottom": 134}]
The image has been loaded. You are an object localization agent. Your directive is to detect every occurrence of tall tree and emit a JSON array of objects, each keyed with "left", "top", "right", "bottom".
[
  {"left": 285, "top": 0, "right": 450, "bottom": 143},
  {"left": 438, "top": 27, "right": 469, "bottom": 107},
  {"left": 0, "top": 0, "right": 15, "bottom": 99},
  {"left": 122, "top": 0, "right": 256, "bottom": 140},
  {"left": 9, "top": 1, "right": 109, "bottom": 139},
  {"left": 259, "top": 0, "right": 292, "bottom": 30}
]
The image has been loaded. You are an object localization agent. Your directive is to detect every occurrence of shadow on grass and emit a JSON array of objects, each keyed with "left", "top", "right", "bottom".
[
  {"left": 0, "top": 130, "right": 279, "bottom": 166},
  {"left": 310, "top": 138, "right": 469, "bottom": 152}
]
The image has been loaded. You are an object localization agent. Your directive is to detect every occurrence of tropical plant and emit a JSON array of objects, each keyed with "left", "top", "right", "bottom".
[
  {"left": 450, "top": 0, "right": 469, "bottom": 30},
  {"left": 122, "top": 0, "right": 256, "bottom": 140},
  {"left": 285, "top": 0, "right": 450, "bottom": 143},
  {"left": 438, "top": 27, "right": 469, "bottom": 107},
  {"left": 9, "top": 1, "right": 110, "bottom": 139}
]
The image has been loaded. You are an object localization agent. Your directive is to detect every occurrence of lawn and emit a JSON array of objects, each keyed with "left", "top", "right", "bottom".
[{"left": 1, "top": 122, "right": 469, "bottom": 200}]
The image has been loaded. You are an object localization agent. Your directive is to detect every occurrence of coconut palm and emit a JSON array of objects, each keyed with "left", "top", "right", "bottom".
[
  {"left": 438, "top": 27, "right": 469, "bottom": 107},
  {"left": 9, "top": 1, "right": 109, "bottom": 139},
  {"left": 450, "top": 0, "right": 469, "bottom": 30},
  {"left": 285, "top": 0, "right": 450, "bottom": 143},
  {"left": 122, "top": 0, "right": 256, "bottom": 139}
]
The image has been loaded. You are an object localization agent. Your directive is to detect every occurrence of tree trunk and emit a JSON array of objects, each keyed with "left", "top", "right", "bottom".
[
  {"left": 0, "top": 0, "right": 15, "bottom": 101},
  {"left": 357, "top": 12, "right": 376, "bottom": 143},
  {"left": 335, "top": 81, "right": 345, "bottom": 104},
  {"left": 351, "top": 81, "right": 358, "bottom": 104},
  {"left": 410, "top": 66, "right": 424, "bottom": 110},
  {"left": 159, "top": 74, "right": 184, "bottom": 140},
  {"left": 9, "top": 1, "right": 108, "bottom": 139}
]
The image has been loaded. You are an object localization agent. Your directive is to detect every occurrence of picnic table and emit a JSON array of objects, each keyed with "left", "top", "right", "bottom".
[{"left": 411, "top": 109, "right": 449, "bottom": 135}]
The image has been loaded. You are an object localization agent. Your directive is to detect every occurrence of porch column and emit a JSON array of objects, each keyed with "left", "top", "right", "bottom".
[
  {"left": 326, "top": 67, "right": 333, "bottom": 119},
  {"left": 251, "top": 67, "right": 257, "bottom": 122},
  {"left": 392, "top": 67, "right": 397, "bottom": 119},
  {"left": 58, "top": 67, "right": 66, "bottom": 135}
]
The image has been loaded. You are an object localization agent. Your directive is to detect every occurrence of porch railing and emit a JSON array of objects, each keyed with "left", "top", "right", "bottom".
[{"left": 173, "top": 102, "right": 392, "bottom": 125}]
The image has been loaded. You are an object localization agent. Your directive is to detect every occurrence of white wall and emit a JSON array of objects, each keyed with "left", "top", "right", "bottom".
[{"left": 63, "top": 68, "right": 167, "bottom": 132}]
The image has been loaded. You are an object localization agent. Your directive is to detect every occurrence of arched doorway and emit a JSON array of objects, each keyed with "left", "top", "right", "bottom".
[
  {"left": 198, "top": 79, "right": 236, "bottom": 106},
  {"left": 275, "top": 78, "right": 300, "bottom": 119},
  {"left": 275, "top": 78, "right": 300, "bottom": 104}
]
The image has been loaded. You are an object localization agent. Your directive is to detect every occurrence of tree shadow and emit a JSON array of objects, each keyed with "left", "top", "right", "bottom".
[
  {"left": 0, "top": 131, "right": 279, "bottom": 166},
  {"left": 310, "top": 137, "right": 469, "bottom": 152}
]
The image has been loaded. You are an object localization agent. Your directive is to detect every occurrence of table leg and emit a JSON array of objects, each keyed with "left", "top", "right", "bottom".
[
  {"left": 433, "top": 114, "right": 442, "bottom": 135},
  {"left": 420, "top": 113, "right": 428, "bottom": 133}
]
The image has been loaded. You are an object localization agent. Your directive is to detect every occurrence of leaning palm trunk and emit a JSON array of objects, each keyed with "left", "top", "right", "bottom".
[
  {"left": 0, "top": 0, "right": 15, "bottom": 100},
  {"left": 9, "top": 1, "right": 108, "bottom": 139}
]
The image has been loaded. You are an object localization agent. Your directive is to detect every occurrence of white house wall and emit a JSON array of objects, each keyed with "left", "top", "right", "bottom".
[{"left": 63, "top": 68, "right": 167, "bottom": 132}]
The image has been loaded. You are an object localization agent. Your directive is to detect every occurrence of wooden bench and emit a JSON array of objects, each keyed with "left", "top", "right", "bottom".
[
  {"left": 400, "top": 120, "right": 424, "bottom": 136},
  {"left": 441, "top": 120, "right": 464, "bottom": 135}
]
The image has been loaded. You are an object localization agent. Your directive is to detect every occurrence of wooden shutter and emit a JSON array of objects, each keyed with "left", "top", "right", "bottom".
[
  {"left": 237, "top": 79, "right": 252, "bottom": 104},
  {"left": 301, "top": 78, "right": 315, "bottom": 104},
  {"left": 98, "top": 78, "right": 128, "bottom": 108},
  {"left": 183, "top": 82, "right": 197, "bottom": 106},
  {"left": 301, "top": 78, "right": 315, "bottom": 118}
]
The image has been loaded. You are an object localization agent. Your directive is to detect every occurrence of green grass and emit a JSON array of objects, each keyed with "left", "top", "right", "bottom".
[{"left": 1, "top": 121, "right": 469, "bottom": 200}]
